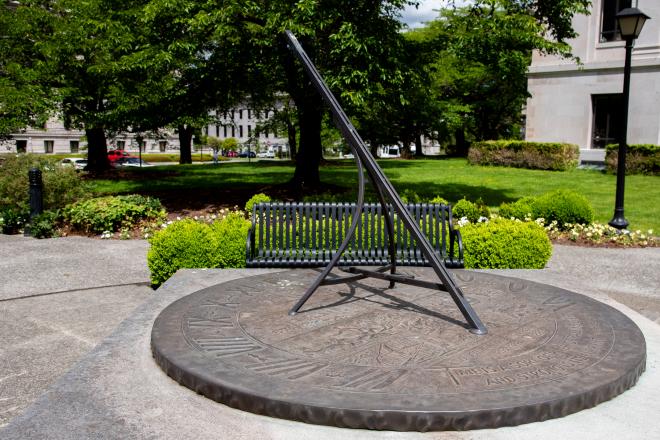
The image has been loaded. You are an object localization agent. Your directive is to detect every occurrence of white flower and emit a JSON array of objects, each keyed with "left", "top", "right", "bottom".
[
  {"left": 477, "top": 216, "right": 489, "bottom": 223},
  {"left": 457, "top": 217, "right": 470, "bottom": 227}
]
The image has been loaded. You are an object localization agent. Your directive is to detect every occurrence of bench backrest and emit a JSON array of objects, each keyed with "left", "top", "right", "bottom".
[{"left": 249, "top": 202, "right": 456, "bottom": 267}]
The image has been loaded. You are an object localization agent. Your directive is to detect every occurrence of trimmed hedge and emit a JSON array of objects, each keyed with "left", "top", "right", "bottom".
[
  {"left": 498, "top": 190, "right": 594, "bottom": 230},
  {"left": 460, "top": 218, "right": 552, "bottom": 269},
  {"left": 605, "top": 144, "right": 660, "bottom": 175},
  {"left": 532, "top": 190, "right": 594, "bottom": 229},
  {"left": 147, "top": 213, "right": 251, "bottom": 287},
  {"left": 468, "top": 140, "right": 579, "bottom": 171},
  {"left": 453, "top": 198, "right": 490, "bottom": 223},
  {"left": 498, "top": 196, "right": 536, "bottom": 220}
]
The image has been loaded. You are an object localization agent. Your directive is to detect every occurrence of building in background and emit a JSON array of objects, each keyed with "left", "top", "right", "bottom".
[
  {"left": 525, "top": 0, "right": 659, "bottom": 163},
  {"left": 0, "top": 119, "right": 180, "bottom": 154},
  {"left": 205, "top": 104, "right": 289, "bottom": 157}
]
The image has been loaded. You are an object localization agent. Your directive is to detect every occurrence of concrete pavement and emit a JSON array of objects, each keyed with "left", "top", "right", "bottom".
[
  {"left": 0, "top": 236, "right": 658, "bottom": 438},
  {"left": 0, "top": 235, "right": 153, "bottom": 428}
]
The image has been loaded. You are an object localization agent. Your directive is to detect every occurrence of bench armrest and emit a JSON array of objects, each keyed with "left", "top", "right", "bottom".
[
  {"left": 447, "top": 228, "right": 465, "bottom": 268},
  {"left": 246, "top": 224, "right": 255, "bottom": 262}
]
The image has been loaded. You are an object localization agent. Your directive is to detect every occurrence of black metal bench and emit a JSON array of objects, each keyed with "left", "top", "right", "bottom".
[{"left": 246, "top": 202, "right": 464, "bottom": 269}]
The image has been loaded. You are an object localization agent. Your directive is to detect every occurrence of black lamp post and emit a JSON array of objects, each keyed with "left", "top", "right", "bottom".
[{"left": 609, "top": 7, "right": 650, "bottom": 229}]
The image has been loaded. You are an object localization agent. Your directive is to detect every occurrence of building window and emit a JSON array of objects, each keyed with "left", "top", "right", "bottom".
[
  {"left": 215, "top": 125, "right": 219, "bottom": 137},
  {"left": 44, "top": 140, "right": 54, "bottom": 153},
  {"left": 248, "top": 125, "right": 252, "bottom": 137},
  {"left": 239, "top": 109, "right": 243, "bottom": 119},
  {"left": 239, "top": 125, "right": 243, "bottom": 137},
  {"left": 159, "top": 141, "right": 167, "bottom": 152},
  {"left": 248, "top": 109, "right": 252, "bottom": 119},
  {"left": 16, "top": 140, "right": 27, "bottom": 153},
  {"left": 117, "top": 140, "right": 125, "bottom": 150},
  {"left": 601, "top": 0, "right": 632, "bottom": 42},
  {"left": 70, "top": 140, "right": 79, "bottom": 153},
  {"left": 592, "top": 94, "right": 623, "bottom": 149},
  {"left": 231, "top": 126, "right": 235, "bottom": 137}
]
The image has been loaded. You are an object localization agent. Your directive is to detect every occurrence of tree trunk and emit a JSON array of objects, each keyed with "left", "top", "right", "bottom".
[
  {"left": 286, "top": 117, "right": 297, "bottom": 161},
  {"left": 400, "top": 136, "right": 413, "bottom": 159},
  {"left": 454, "top": 128, "right": 468, "bottom": 157},
  {"left": 414, "top": 134, "right": 425, "bottom": 157},
  {"left": 292, "top": 103, "right": 322, "bottom": 189},
  {"left": 85, "top": 126, "right": 110, "bottom": 172},
  {"left": 178, "top": 125, "right": 193, "bottom": 164}
]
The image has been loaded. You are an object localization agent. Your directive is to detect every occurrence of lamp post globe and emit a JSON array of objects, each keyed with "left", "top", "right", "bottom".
[{"left": 608, "top": 7, "right": 651, "bottom": 230}]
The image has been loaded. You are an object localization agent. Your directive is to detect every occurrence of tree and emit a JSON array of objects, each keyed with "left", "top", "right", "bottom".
[
  {"left": 1, "top": 0, "right": 154, "bottom": 171},
  {"left": 396, "top": 1, "right": 591, "bottom": 155},
  {"left": 0, "top": 2, "right": 56, "bottom": 139}
]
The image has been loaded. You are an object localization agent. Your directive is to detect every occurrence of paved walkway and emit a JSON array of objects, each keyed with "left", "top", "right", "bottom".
[
  {"left": 0, "top": 235, "right": 152, "bottom": 428},
  {"left": 0, "top": 236, "right": 658, "bottom": 438}
]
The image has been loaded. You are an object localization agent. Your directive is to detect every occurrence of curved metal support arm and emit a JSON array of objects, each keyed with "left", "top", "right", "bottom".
[{"left": 289, "top": 154, "right": 367, "bottom": 314}]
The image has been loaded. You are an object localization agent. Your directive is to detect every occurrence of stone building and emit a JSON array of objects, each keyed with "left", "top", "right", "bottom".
[
  {"left": 525, "top": 0, "right": 659, "bottom": 163},
  {"left": 204, "top": 105, "right": 289, "bottom": 156},
  {"left": 0, "top": 119, "right": 180, "bottom": 154}
]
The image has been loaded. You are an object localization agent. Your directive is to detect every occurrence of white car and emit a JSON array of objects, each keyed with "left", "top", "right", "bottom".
[
  {"left": 60, "top": 157, "right": 87, "bottom": 171},
  {"left": 257, "top": 151, "right": 275, "bottom": 158}
]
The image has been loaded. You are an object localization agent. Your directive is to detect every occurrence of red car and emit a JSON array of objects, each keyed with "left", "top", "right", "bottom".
[{"left": 107, "top": 150, "right": 135, "bottom": 162}]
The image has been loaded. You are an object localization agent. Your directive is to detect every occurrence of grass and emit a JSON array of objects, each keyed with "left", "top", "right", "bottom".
[{"left": 87, "top": 158, "right": 660, "bottom": 233}]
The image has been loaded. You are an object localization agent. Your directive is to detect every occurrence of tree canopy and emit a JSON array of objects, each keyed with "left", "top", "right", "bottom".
[{"left": 1, "top": 0, "right": 591, "bottom": 176}]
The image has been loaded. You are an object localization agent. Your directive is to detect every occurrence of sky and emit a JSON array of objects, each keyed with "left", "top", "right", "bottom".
[{"left": 399, "top": 1, "right": 469, "bottom": 28}]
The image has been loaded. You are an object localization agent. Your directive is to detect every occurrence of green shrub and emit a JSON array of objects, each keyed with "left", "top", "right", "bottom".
[
  {"left": 429, "top": 196, "right": 449, "bottom": 205},
  {"left": 0, "top": 207, "right": 29, "bottom": 234},
  {"left": 147, "top": 219, "right": 222, "bottom": 287},
  {"left": 0, "top": 154, "right": 87, "bottom": 212},
  {"left": 468, "top": 141, "right": 579, "bottom": 171},
  {"left": 532, "top": 189, "right": 594, "bottom": 229},
  {"left": 245, "top": 193, "right": 272, "bottom": 214},
  {"left": 498, "top": 196, "right": 537, "bottom": 220},
  {"left": 66, "top": 194, "right": 166, "bottom": 234},
  {"left": 147, "top": 213, "right": 251, "bottom": 287},
  {"left": 453, "top": 198, "right": 490, "bottom": 222},
  {"left": 211, "top": 212, "right": 251, "bottom": 268},
  {"left": 453, "top": 198, "right": 479, "bottom": 222},
  {"left": 460, "top": 218, "right": 552, "bottom": 269},
  {"left": 29, "top": 210, "right": 61, "bottom": 239},
  {"left": 605, "top": 144, "right": 660, "bottom": 175}
]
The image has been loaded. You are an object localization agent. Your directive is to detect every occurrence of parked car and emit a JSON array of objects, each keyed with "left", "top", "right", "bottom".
[
  {"left": 238, "top": 151, "right": 256, "bottom": 158},
  {"left": 257, "top": 151, "right": 275, "bottom": 158},
  {"left": 113, "top": 157, "right": 154, "bottom": 168},
  {"left": 60, "top": 157, "right": 88, "bottom": 171},
  {"left": 107, "top": 150, "right": 135, "bottom": 162},
  {"left": 225, "top": 150, "right": 238, "bottom": 158}
]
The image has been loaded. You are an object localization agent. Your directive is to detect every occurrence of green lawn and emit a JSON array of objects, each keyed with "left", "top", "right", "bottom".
[{"left": 88, "top": 158, "right": 660, "bottom": 233}]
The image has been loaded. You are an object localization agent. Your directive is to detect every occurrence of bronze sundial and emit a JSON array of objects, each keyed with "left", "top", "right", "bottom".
[{"left": 151, "top": 268, "right": 646, "bottom": 431}]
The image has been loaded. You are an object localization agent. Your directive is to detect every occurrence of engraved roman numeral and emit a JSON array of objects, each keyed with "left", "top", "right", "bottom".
[
  {"left": 338, "top": 368, "right": 407, "bottom": 391},
  {"left": 187, "top": 317, "right": 234, "bottom": 329},
  {"left": 200, "top": 299, "right": 240, "bottom": 308},
  {"left": 247, "top": 359, "right": 326, "bottom": 380},
  {"left": 193, "top": 337, "right": 260, "bottom": 357}
]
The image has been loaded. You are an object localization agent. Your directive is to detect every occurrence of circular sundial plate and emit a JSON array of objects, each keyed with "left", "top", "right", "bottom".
[{"left": 151, "top": 269, "right": 646, "bottom": 431}]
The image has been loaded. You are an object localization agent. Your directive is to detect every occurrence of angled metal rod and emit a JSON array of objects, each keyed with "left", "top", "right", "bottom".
[{"left": 284, "top": 30, "right": 486, "bottom": 334}]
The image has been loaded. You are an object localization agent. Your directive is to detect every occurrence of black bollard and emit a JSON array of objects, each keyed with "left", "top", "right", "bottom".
[{"left": 25, "top": 168, "right": 44, "bottom": 237}]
